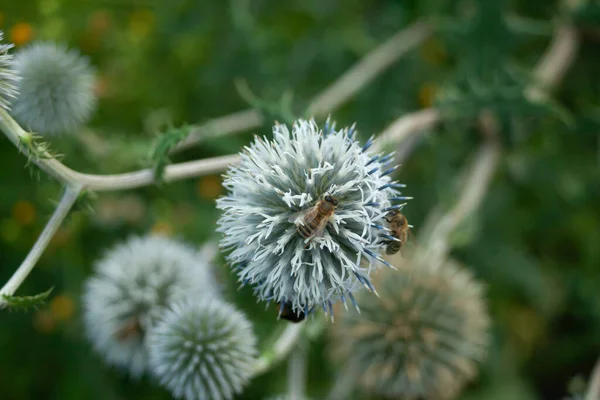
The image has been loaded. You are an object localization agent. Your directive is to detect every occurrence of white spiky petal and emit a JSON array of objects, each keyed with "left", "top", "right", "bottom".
[
  {"left": 82, "top": 235, "right": 219, "bottom": 377},
  {"left": 0, "top": 31, "right": 19, "bottom": 110},
  {"left": 148, "top": 299, "right": 258, "bottom": 400},
  {"left": 217, "top": 119, "right": 407, "bottom": 315}
]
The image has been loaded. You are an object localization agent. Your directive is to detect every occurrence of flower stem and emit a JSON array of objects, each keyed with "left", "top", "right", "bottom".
[
  {"left": 288, "top": 342, "right": 307, "bottom": 400},
  {"left": 251, "top": 323, "right": 304, "bottom": 378},
  {"left": 0, "top": 185, "right": 82, "bottom": 306}
]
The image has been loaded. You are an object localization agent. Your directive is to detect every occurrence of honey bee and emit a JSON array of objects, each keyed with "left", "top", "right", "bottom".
[
  {"left": 114, "top": 318, "right": 143, "bottom": 342},
  {"left": 297, "top": 194, "right": 338, "bottom": 240},
  {"left": 384, "top": 210, "right": 410, "bottom": 255},
  {"left": 277, "top": 301, "right": 307, "bottom": 323}
]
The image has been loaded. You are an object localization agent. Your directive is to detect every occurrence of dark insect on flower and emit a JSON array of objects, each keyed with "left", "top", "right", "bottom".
[
  {"left": 114, "top": 318, "right": 144, "bottom": 342},
  {"left": 384, "top": 210, "right": 410, "bottom": 255},
  {"left": 277, "top": 300, "right": 308, "bottom": 323},
  {"left": 296, "top": 193, "right": 339, "bottom": 241},
  {"left": 217, "top": 118, "right": 411, "bottom": 315}
]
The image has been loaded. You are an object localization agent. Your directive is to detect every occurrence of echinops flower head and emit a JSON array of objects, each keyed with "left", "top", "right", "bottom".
[
  {"left": 12, "top": 42, "right": 96, "bottom": 135},
  {"left": 217, "top": 118, "right": 409, "bottom": 316},
  {"left": 0, "top": 31, "right": 19, "bottom": 110},
  {"left": 148, "top": 299, "right": 258, "bottom": 400},
  {"left": 330, "top": 256, "right": 490, "bottom": 400},
  {"left": 82, "top": 235, "right": 220, "bottom": 377}
]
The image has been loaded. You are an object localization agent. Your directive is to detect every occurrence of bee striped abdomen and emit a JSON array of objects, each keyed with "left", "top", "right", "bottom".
[
  {"left": 296, "top": 194, "right": 338, "bottom": 239},
  {"left": 384, "top": 210, "right": 409, "bottom": 255},
  {"left": 298, "top": 221, "right": 315, "bottom": 238}
]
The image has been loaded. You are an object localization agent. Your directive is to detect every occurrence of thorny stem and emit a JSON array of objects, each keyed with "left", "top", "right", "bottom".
[
  {"left": 288, "top": 342, "right": 307, "bottom": 400},
  {"left": 586, "top": 357, "right": 600, "bottom": 400},
  {"left": 251, "top": 323, "right": 304, "bottom": 378},
  {"left": 0, "top": 185, "right": 82, "bottom": 306},
  {"left": 174, "top": 20, "right": 432, "bottom": 152},
  {"left": 422, "top": 131, "right": 501, "bottom": 265},
  {"left": 372, "top": 19, "right": 579, "bottom": 154},
  {"left": 306, "top": 21, "right": 432, "bottom": 116}
]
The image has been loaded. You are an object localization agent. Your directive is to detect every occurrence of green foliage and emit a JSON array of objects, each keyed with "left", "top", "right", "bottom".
[
  {"left": 1, "top": 287, "right": 54, "bottom": 311},
  {"left": 149, "top": 124, "right": 192, "bottom": 183},
  {"left": 0, "top": 0, "right": 599, "bottom": 399}
]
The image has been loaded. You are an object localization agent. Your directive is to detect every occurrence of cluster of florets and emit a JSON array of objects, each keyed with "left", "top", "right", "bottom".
[{"left": 217, "top": 118, "right": 410, "bottom": 318}]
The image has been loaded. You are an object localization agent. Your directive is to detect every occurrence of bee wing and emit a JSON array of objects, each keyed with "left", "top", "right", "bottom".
[
  {"left": 288, "top": 209, "right": 306, "bottom": 225},
  {"left": 405, "top": 228, "right": 419, "bottom": 247},
  {"left": 310, "top": 217, "right": 331, "bottom": 239}
]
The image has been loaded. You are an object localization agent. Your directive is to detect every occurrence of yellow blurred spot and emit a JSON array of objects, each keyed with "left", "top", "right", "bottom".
[
  {"left": 420, "top": 38, "right": 446, "bottom": 66},
  {"left": 129, "top": 9, "right": 155, "bottom": 38},
  {"left": 418, "top": 83, "right": 437, "bottom": 109},
  {"left": 94, "top": 75, "right": 110, "bottom": 98},
  {"left": 50, "top": 226, "right": 72, "bottom": 248},
  {"left": 89, "top": 10, "right": 111, "bottom": 34},
  {"left": 197, "top": 175, "right": 223, "bottom": 200},
  {"left": 50, "top": 294, "right": 75, "bottom": 322},
  {"left": 509, "top": 306, "right": 545, "bottom": 355},
  {"left": 33, "top": 310, "right": 56, "bottom": 334},
  {"left": 151, "top": 221, "right": 174, "bottom": 236},
  {"left": 10, "top": 22, "right": 34, "bottom": 46},
  {"left": 0, "top": 219, "right": 22, "bottom": 243},
  {"left": 12, "top": 200, "right": 36, "bottom": 226}
]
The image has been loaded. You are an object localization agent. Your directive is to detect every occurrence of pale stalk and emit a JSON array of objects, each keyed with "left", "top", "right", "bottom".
[
  {"left": 0, "top": 185, "right": 82, "bottom": 306},
  {"left": 175, "top": 20, "right": 432, "bottom": 152},
  {"left": 373, "top": 19, "right": 578, "bottom": 154},
  {"left": 307, "top": 21, "right": 431, "bottom": 116},
  {"left": 287, "top": 343, "right": 307, "bottom": 400},
  {"left": 586, "top": 357, "right": 600, "bottom": 400},
  {"left": 251, "top": 323, "right": 304, "bottom": 378},
  {"left": 419, "top": 115, "right": 501, "bottom": 266}
]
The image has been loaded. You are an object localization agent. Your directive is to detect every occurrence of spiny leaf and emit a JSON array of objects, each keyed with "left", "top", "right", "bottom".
[
  {"left": 150, "top": 125, "right": 192, "bottom": 184},
  {"left": 2, "top": 287, "right": 54, "bottom": 310},
  {"left": 234, "top": 78, "right": 297, "bottom": 125}
]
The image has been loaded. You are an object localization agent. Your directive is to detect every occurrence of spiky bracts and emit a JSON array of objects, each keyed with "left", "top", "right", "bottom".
[
  {"left": 330, "top": 257, "right": 490, "bottom": 400},
  {"left": 217, "top": 118, "right": 409, "bottom": 316},
  {"left": 148, "top": 299, "right": 258, "bottom": 400},
  {"left": 0, "top": 31, "right": 19, "bottom": 110},
  {"left": 12, "top": 42, "right": 96, "bottom": 135},
  {"left": 82, "top": 235, "right": 219, "bottom": 377}
]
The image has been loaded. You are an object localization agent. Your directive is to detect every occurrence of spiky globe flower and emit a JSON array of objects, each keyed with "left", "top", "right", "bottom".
[
  {"left": 330, "top": 256, "right": 490, "bottom": 400},
  {"left": 12, "top": 42, "right": 96, "bottom": 135},
  {"left": 0, "top": 31, "right": 19, "bottom": 110},
  {"left": 217, "top": 119, "right": 408, "bottom": 316},
  {"left": 82, "top": 235, "right": 219, "bottom": 377},
  {"left": 148, "top": 299, "right": 258, "bottom": 400}
]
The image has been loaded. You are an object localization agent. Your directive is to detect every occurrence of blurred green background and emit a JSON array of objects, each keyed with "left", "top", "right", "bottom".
[{"left": 1, "top": 0, "right": 599, "bottom": 399}]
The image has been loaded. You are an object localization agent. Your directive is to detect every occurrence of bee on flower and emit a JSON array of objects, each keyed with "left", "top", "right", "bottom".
[{"left": 217, "top": 118, "right": 411, "bottom": 319}]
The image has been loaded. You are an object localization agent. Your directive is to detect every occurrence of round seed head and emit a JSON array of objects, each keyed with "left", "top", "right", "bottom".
[
  {"left": 0, "top": 31, "right": 19, "bottom": 110},
  {"left": 82, "top": 235, "right": 220, "bottom": 377},
  {"left": 12, "top": 42, "right": 96, "bottom": 135},
  {"left": 148, "top": 299, "right": 258, "bottom": 400},
  {"left": 330, "top": 256, "right": 490, "bottom": 400},
  {"left": 217, "top": 118, "right": 407, "bottom": 315}
]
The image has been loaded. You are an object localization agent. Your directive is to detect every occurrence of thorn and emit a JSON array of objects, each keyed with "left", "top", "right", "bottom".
[
  {"left": 381, "top": 165, "right": 399, "bottom": 177},
  {"left": 384, "top": 204, "right": 407, "bottom": 212},
  {"left": 381, "top": 234, "right": 400, "bottom": 242},
  {"left": 340, "top": 292, "right": 348, "bottom": 311},
  {"left": 362, "top": 135, "right": 375, "bottom": 152},
  {"left": 390, "top": 196, "right": 413, "bottom": 201},
  {"left": 379, "top": 152, "right": 395, "bottom": 164},
  {"left": 366, "top": 154, "right": 381, "bottom": 166},
  {"left": 364, "top": 201, "right": 379, "bottom": 207},
  {"left": 348, "top": 292, "right": 360, "bottom": 313},
  {"left": 378, "top": 182, "right": 406, "bottom": 191}
]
